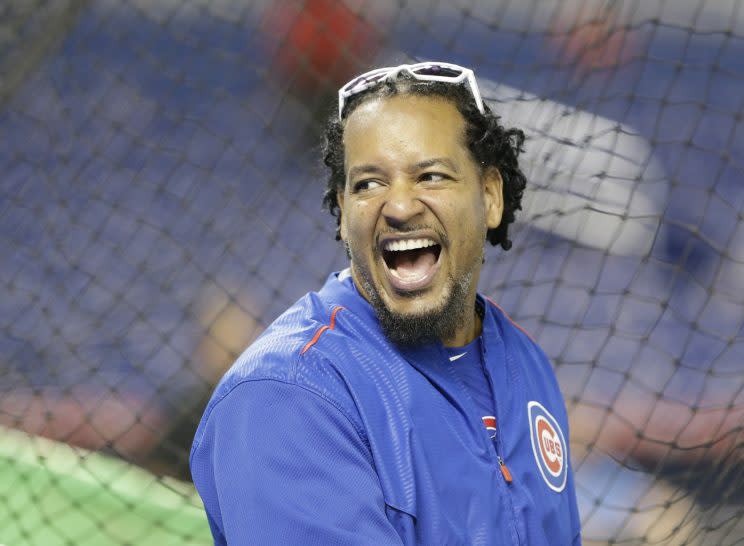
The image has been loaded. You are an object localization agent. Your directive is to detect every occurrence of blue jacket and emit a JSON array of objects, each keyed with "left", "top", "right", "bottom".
[{"left": 190, "top": 271, "right": 582, "bottom": 545}]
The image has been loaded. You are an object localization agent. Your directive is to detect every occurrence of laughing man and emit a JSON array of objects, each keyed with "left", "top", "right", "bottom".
[{"left": 191, "top": 62, "right": 582, "bottom": 545}]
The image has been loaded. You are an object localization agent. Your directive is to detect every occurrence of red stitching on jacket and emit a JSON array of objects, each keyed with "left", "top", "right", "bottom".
[{"left": 301, "top": 306, "right": 344, "bottom": 355}]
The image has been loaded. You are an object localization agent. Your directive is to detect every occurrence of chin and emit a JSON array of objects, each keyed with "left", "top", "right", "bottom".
[
  {"left": 383, "top": 289, "right": 449, "bottom": 317},
  {"left": 364, "top": 273, "right": 469, "bottom": 347}
]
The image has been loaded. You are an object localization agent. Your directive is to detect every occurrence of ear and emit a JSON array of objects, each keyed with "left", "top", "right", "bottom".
[
  {"left": 483, "top": 167, "right": 504, "bottom": 229},
  {"left": 336, "top": 189, "right": 347, "bottom": 241}
]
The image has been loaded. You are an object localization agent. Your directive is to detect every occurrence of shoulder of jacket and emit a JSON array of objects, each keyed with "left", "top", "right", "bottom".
[
  {"left": 483, "top": 295, "right": 538, "bottom": 345},
  {"left": 220, "top": 293, "right": 347, "bottom": 380},
  {"left": 203, "top": 292, "right": 361, "bottom": 418}
]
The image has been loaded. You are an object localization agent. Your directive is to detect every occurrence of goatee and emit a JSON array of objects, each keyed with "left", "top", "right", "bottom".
[{"left": 360, "top": 271, "right": 472, "bottom": 347}]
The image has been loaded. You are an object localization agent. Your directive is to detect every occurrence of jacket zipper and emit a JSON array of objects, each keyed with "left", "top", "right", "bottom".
[
  {"left": 480, "top": 342, "right": 513, "bottom": 485},
  {"left": 480, "top": 339, "right": 522, "bottom": 545},
  {"left": 498, "top": 455, "right": 513, "bottom": 483}
]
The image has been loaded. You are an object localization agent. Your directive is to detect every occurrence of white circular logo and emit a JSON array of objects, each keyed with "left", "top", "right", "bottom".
[{"left": 528, "top": 401, "right": 567, "bottom": 492}]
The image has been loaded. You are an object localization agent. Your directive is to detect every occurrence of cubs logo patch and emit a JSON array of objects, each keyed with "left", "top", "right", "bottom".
[{"left": 528, "top": 401, "right": 567, "bottom": 492}]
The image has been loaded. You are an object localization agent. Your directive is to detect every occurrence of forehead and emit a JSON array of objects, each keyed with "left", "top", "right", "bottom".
[{"left": 342, "top": 95, "right": 468, "bottom": 165}]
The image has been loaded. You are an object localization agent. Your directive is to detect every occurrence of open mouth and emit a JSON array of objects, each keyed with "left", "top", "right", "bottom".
[{"left": 381, "top": 238, "right": 442, "bottom": 291}]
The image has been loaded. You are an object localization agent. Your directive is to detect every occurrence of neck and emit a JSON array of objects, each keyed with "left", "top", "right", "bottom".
[{"left": 441, "top": 300, "right": 482, "bottom": 347}]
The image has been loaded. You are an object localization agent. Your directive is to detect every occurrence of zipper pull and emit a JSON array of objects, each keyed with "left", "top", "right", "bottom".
[{"left": 498, "top": 456, "right": 513, "bottom": 484}]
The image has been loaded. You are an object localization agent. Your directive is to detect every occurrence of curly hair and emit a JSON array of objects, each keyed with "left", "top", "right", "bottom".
[{"left": 321, "top": 73, "right": 527, "bottom": 250}]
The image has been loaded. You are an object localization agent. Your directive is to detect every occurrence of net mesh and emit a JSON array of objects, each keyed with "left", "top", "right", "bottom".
[{"left": 1, "top": 0, "right": 743, "bottom": 544}]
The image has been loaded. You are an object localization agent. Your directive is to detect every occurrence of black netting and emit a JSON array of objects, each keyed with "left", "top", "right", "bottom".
[{"left": 1, "top": 1, "right": 743, "bottom": 544}]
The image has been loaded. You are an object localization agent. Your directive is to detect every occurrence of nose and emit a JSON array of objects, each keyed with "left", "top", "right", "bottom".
[{"left": 381, "top": 180, "right": 425, "bottom": 228}]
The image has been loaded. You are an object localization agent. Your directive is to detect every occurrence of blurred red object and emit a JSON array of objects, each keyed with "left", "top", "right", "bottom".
[
  {"left": 262, "top": 0, "right": 382, "bottom": 94},
  {"left": 546, "top": 1, "right": 640, "bottom": 77},
  {"left": 0, "top": 387, "right": 168, "bottom": 462}
]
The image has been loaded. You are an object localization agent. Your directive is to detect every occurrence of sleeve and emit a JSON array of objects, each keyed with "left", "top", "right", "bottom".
[
  {"left": 560, "top": 406, "right": 582, "bottom": 545},
  {"left": 567, "top": 460, "right": 583, "bottom": 545},
  {"left": 190, "top": 379, "right": 404, "bottom": 546}
]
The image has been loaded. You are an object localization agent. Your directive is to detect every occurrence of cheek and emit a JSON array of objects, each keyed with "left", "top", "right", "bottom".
[
  {"left": 469, "top": 191, "right": 489, "bottom": 233},
  {"left": 345, "top": 201, "right": 374, "bottom": 241},
  {"left": 452, "top": 194, "right": 487, "bottom": 239}
]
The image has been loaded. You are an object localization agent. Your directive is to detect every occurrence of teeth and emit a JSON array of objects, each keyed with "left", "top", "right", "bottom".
[{"left": 383, "top": 238, "right": 437, "bottom": 252}]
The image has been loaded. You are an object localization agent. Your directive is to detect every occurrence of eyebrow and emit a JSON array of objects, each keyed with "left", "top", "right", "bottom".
[
  {"left": 348, "top": 158, "right": 460, "bottom": 180},
  {"left": 348, "top": 164, "right": 387, "bottom": 180},
  {"left": 412, "top": 157, "right": 460, "bottom": 174}
]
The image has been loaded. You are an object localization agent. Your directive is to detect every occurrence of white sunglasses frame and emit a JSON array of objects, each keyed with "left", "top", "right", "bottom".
[{"left": 338, "top": 62, "right": 485, "bottom": 119}]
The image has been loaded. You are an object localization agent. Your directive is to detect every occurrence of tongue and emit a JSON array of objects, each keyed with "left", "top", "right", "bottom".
[{"left": 390, "top": 248, "right": 437, "bottom": 280}]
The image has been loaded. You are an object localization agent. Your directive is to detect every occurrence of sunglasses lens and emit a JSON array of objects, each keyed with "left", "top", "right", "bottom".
[
  {"left": 412, "top": 65, "right": 463, "bottom": 78},
  {"left": 342, "top": 71, "right": 387, "bottom": 94}
]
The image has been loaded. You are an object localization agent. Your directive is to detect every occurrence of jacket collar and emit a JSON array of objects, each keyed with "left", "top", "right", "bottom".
[{"left": 320, "top": 269, "right": 503, "bottom": 362}]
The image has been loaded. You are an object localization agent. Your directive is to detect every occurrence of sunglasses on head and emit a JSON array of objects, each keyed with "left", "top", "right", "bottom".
[{"left": 337, "top": 61, "right": 485, "bottom": 120}]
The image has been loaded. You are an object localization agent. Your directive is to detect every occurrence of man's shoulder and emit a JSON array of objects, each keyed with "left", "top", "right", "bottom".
[
  {"left": 482, "top": 294, "right": 557, "bottom": 376},
  {"left": 215, "top": 292, "right": 337, "bottom": 393},
  {"left": 192, "top": 276, "right": 381, "bottom": 458},
  {"left": 482, "top": 295, "right": 567, "bottom": 415},
  {"left": 482, "top": 295, "right": 539, "bottom": 347},
  {"left": 204, "top": 273, "right": 373, "bottom": 416}
]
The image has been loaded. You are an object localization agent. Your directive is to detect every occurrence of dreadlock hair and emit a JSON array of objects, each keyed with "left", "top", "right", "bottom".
[{"left": 321, "top": 72, "right": 527, "bottom": 250}]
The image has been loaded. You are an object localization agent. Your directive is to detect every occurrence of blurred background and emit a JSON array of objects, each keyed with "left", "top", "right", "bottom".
[{"left": 1, "top": 0, "right": 743, "bottom": 544}]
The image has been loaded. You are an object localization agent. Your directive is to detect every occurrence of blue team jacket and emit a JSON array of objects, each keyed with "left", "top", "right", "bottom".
[{"left": 190, "top": 271, "right": 582, "bottom": 545}]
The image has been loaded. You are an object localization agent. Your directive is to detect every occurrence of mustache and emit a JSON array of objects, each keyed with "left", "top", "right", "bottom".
[{"left": 375, "top": 225, "right": 450, "bottom": 248}]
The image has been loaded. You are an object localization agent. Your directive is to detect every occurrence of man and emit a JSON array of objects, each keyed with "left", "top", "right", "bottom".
[{"left": 190, "top": 62, "right": 582, "bottom": 545}]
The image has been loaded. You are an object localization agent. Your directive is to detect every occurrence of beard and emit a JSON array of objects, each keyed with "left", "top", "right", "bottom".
[
  {"left": 348, "top": 240, "right": 476, "bottom": 346},
  {"left": 365, "top": 274, "right": 472, "bottom": 346}
]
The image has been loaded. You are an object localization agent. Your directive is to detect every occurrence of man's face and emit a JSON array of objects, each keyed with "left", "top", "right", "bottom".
[{"left": 338, "top": 94, "right": 503, "bottom": 346}]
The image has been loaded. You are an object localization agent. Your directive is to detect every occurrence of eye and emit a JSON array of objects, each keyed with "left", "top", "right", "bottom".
[
  {"left": 352, "top": 179, "right": 383, "bottom": 192},
  {"left": 419, "top": 172, "right": 451, "bottom": 183}
]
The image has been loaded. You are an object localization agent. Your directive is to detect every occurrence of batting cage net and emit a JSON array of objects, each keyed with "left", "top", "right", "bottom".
[{"left": 1, "top": 0, "right": 743, "bottom": 544}]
